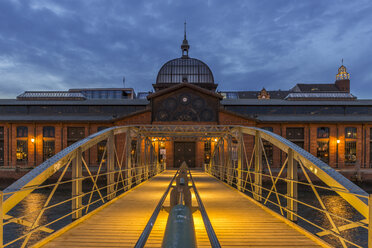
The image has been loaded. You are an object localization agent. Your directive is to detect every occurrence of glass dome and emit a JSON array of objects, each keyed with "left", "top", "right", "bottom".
[{"left": 156, "top": 57, "right": 214, "bottom": 84}]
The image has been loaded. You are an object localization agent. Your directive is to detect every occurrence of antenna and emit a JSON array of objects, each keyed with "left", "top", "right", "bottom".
[{"left": 122, "top": 76, "right": 126, "bottom": 88}]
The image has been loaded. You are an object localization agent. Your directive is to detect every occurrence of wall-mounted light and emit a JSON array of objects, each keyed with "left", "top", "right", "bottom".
[
  {"left": 336, "top": 139, "right": 340, "bottom": 144},
  {"left": 214, "top": 138, "right": 218, "bottom": 142},
  {"left": 31, "top": 138, "right": 35, "bottom": 143}
]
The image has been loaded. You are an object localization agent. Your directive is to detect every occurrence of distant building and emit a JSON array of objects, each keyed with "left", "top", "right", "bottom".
[{"left": 0, "top": 31, "right": 370, "bottom": 177}]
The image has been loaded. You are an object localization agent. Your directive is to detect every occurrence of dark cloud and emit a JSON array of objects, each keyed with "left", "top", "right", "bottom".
[{"left": 0, "top": 0, "right": 371, "bottom": 98}]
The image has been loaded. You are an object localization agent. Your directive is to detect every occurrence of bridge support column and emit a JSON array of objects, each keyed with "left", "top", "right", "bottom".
[
  {"left": 72, "top": 147, "right": 83, "bottom": 220},
  {"left": 237, "top": 134, "right": 243, "bottom": 191},
  {"left": 286, "top": 148, "right": 298, "bottom": 221},
  {"left": 369, "top": 194, "right": 372, "bottom": 248},
  {"left": 126, "top": 131, "right": 132, "bottom": 189},
  {"left": 254, "top": 131, "right": 262, "bottom": 202},
  {"left": 107, "top": 131, "right": 115, "bottom": 200}
]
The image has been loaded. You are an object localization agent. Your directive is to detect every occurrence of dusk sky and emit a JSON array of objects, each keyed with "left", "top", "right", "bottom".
[{"left": 0, "top": 0, "right": 371, "bottom": 98}]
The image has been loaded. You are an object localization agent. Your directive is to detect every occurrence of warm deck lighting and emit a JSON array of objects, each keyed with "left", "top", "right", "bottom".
[
  {"left": 337, "top": 139, "right": 340, "bottom": 144},
  {"left": 31, "top": 138, "right": 35, "bottom": 143}
]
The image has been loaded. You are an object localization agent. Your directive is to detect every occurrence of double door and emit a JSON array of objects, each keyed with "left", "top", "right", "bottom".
[{"left": 174, "top": 142, "right": 195, "bottom": 168}]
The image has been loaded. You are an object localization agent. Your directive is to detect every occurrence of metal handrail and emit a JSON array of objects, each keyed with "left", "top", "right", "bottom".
[
  {"left": 207, "top": 126, "right": 371, "bottom": 248},
  {"left": 134, "top": 169, "right": 179, "bottom": 248},
  {"left": 210, "top": 164, "right": 369, "bottom": 198},
  {"left": 189, "top": 169, "right": 221, "bottom": 248}
]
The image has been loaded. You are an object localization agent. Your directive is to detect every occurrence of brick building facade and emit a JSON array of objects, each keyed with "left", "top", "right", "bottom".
[{"left": 0, "top": 36, "right": 371, "bottom": 177}]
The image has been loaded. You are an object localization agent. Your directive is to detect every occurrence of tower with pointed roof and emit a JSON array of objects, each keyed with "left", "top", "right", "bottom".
[{"left": 335, "top": 61, "right": 350, "bottom": 92}]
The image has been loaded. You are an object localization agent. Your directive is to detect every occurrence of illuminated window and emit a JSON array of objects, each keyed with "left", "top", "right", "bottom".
[
  {"left": 286, "top": 127, "right": 304, "bottom": 148},
  {"left": 204, "top": 141, "right": 211, "bottom": 164},
  {"left": 131, "top": 140, "right": 137, "bottom": 164},
  {"left": 345, "top": 127, "right": 357, "bottom": 164},
  {"left": 97, "top": 127, "right": 108, "bottom": 163},
  {"left": 16, "top": 140, "right": 28, "bottom": 162},
  {"left": 317, "top": 127, "right": 329, "bottom": 138},
  {"left": 317, "top": 141, "right": 329, "bottom": 163},
  {"left": 17, "top": 126, "right": 28, "bottom": 137},
  {"left": 43, "top": 140, "right": 55, "bottom": 161},
  {"left": 345, "top": 127, "right": 357, "bottom": 139},
  {"left": 345, "top": 141, "right": 357, "bottom": 164},
  {"left": 43, "top": 126, "right": 55, "bottom": 137},
  {"left": 67, "top": 127, "right": 85, "bottom": 146},
  {"left": 262, "top": 127, "right": 273, "bottom": 165},
  {"left": 43, "top": 126, "right": 55, "bottom": 161},
  {"left": 158, "top": 141, "right": 166, "bottom": 163}
]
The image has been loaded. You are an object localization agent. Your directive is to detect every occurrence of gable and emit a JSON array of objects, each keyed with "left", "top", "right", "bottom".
[{"left": 151, "top": 84, "right": 220, "bottom": 123}]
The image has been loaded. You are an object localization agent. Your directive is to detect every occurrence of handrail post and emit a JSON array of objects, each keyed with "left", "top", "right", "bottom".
[
  {"left": 222, "top": 138, "right": 226, "bottom": 181},
  {"left": 369, "top": 194, "right": 372, "bottom": 248},
  {"left": 144, "top": 138, "right": 148, "bottom": 180},
  {"left": 1, "top": 191, "right": 3, "bottom": 248},
  {"left": 107, "top": 131, "right": 115, "bottom": 200},
  {"left": 72, "top": 147, "right": 83, "bottom": 220},
  {"left": 254, "top": 131, "right": 262, "bottom": 201},
  {"left": 227, "top": 135, "right": 232, "bottom": 185},
  {"left": 126, "top": 130, "right": 132, "bottom": 189},
  {"left": 237, "top": 133, "right": 243, "bottom": 191},
  {"left": 287, "top": 148, "right": 298, "bottom": 221},
  {"left": 136, "top": 135, "right": 142, "bottom": 184}
]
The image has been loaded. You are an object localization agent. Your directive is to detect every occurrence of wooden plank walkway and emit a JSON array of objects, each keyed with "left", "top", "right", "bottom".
[
  {"left": 42, "top": 170, "right": 325, "bottom": 248},
  {"left": 192, "top": 171, "right": 324, "bottom": 247}
]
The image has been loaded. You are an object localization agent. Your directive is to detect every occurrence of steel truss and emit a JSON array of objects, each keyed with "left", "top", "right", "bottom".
[{"left": 0, "top": 125, "right": 371, "bottom": 248}]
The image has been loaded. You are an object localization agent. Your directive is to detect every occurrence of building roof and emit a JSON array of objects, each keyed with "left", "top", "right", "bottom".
[
  {"left": 17, "top": 91, "right": 86, "bottom": 101},
  {"left": 156, "top": 57, "right": 214, "bottom": 84},
  {"left": 0, "top": 115, "right": 115, "bottom": 122},
  {"left": 285, "top": 92, "right": 356, "bottom": 100},
  {"left": 0, "top": 99, "right": 148, "bottom": 105},
  {"left": 221, "top": 99, "right": 372, "bottom": 106},
  {"left": 256, "top": 115, "right": 372, "bottom": 123},
  {"left": 147, "top": 83, "right": 223, "bottom": 100},
  {"left": 291, "top": 83, "right": 340, "bottom": 92}
]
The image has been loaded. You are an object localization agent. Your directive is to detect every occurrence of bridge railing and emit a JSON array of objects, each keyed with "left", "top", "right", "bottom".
[
  {"left": 206, "top": 126, "right": 371, "bottom": 248},
  {"left": 0, "top": 126, "right": 164, "bottom": 248}
]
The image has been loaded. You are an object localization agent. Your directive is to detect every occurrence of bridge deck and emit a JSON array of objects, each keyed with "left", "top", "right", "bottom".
[{"left": 42, "top": 170, "right": 324, "bottom": 248}]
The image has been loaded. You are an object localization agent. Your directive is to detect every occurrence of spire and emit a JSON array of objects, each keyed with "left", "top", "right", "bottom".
[
  {"left": 336, "top": 60, "right": 350, "bottom": 80},
  {"left": 181, "top": 21, "right": 190, "bottom": 58}
]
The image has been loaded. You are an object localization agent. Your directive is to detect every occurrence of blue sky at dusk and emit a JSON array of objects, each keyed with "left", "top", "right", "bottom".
[{"left": 0, "top": 0, "right": 371, "bottom": 98}]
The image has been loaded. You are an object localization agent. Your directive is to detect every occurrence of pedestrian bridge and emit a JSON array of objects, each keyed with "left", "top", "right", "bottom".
[{"left": 0, "top": 125, "right": 371, "bottom": 248}]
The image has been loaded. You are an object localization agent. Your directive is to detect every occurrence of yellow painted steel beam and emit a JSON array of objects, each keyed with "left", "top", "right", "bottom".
[
  {"left": 235, "top": 126, "right": 369, "bottom": 219},
  {"left": 3, "top": 126, "right": 131, "bottom": 215}
]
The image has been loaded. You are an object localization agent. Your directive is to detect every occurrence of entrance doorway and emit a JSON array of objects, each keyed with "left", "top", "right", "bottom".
[{"left": 174, "top": 142, "right": 196, "bottom": 168}]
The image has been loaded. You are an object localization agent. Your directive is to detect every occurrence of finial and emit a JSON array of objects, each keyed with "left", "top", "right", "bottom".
[
  {"left": 342, "top": 58, "right": 344, "bottom": 65},
  {"left": 181, "top": 21, "right": 190, "bottom": 58}
]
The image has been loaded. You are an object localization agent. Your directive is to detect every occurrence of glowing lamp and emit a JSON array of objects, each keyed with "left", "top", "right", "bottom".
[
  {"left": 31, "top": 138, "right": 35, "bottom": 143},
  {"left": 336, "top": 139, "right": 340, "bottom": 144}
]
